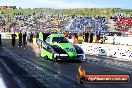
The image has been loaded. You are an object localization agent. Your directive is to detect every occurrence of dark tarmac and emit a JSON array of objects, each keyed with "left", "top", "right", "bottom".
[
  {"left": 0, "top": 40, "right": 132, "bottom": 88},
  {"left": 0, "top": 60, "right": 19, "bottom": 88}
]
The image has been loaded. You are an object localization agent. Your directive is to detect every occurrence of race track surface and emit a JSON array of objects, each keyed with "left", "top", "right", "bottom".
[{"left": 0, "top": 40, "right": 132, "bottom": 88}]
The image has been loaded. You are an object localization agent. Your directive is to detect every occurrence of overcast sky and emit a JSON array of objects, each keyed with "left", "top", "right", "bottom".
[{"left": 0, "top": 0, "right": 132, "bottom": 9}]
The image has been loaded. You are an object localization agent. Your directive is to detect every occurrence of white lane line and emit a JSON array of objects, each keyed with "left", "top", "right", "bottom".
[{"left": 0, "top": 74, "right": 7, "bottom": 88}]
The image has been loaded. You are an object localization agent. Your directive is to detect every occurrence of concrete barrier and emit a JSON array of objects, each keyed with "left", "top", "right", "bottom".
[
  {"left": 0, "top": 32, "right": 19, "bottom": 39},
  {"left": 105, "top": 36, "right": 132, "bottom": 45},
  {"left": 77, "top": 43, "right": 132, "bottom": 59}
]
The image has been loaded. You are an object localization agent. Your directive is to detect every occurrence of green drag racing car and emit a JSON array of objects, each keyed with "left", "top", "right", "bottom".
[{"left": 37, "top": 33, "right": 85, "bottom": 61}]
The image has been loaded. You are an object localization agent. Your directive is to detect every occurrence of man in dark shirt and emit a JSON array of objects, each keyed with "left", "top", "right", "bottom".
[
  {"left": 30, "top": 32, "right": 33, "bottom": 44},
  {"left": 68, "top": 32, "right": 72, "bottom": 39},
  {"left": 75, "top": 32, "right": 78, "bottom": 39},
  {"left": 84, "top": 32, "right": 89, "bottom": 42},
  {"left": 96, "top": 32, "right": 100, "bottom": 43},
  {"left": 18, "top": 32, "right": 22, "bottom": 47},
  {"left": 36, "top": 32, "right": 39, "bottom": 43},
  {"left": 90, "top": 33, "right": 94, "bottom": 43},
  {"left": 36, "top": 32, "right": 39, "bottom": 39},
  {"left": 23, "top": 32, "right": 27, "bottom": 46},
  {"left": 11, "top": 32, "right": 17, "bottom": 47}
]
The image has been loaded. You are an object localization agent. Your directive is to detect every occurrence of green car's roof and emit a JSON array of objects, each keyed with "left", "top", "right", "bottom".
[{"left": 49, "top": 34, "right": 65, "bottom": 37}]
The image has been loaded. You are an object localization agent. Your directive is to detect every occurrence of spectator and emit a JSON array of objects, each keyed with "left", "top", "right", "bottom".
[
  {"left": 30, "top": 32, "right": 34, "bottom": 44},
  {"left": 69, "top": 16, "right": 107, "bottom": 33},
  {"left": 36, "top": 32, "right": 39, "bottom": 39},
  {"left": 75, "top": 32, "right": 78, "bottom": 39},
  {"left": 18, "top": 31, "right": 22, "bottom": 47},
  {"left": 23, "top": 32, "right": 27, "bottom": 46},
  {"left": 64, "top": 31, "right": 68, "bottom": 38},
  {"left": 11, "top": 32, "right": 17, "bottom": 47},
  {"left": 90, "top": 33, "right": 94, "bottom": 43},
  {"left": 68, "top": 32, "right": 72, "bottom": 39},
  {"left": 96, "top": 32, "right": 101, "bottom": 43},
  {"left": 84, "top": 32, "right": 89, "bottom": 43}
]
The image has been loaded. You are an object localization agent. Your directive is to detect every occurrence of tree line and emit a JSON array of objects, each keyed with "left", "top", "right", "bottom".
[{"left": 0, "top": 8, "right": 132, "bottom": 18}]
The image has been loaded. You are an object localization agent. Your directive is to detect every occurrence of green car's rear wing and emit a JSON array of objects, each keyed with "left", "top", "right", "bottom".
[
  {"left": 37, "top": 32, "right": 50, "bottom": 47},
  {"left": 38, "top": 32, "right": 50, "bottom": 41}
]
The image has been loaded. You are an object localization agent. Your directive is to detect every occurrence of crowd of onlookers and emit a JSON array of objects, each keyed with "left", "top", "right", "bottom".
[
  {"left": 110, "top": 13, "right": 132, "bottom": 32},
  {"left": 0, "top": 14, "right": 71, "bottom": 33},
  {"left": 0, "top": 13, "right": 132, "bottom": 43},
  {"left": 69, "top": 16, "right": 108, "bottom": 33},
  {"left": 1, "top": 13, "right": 131, "bottom": 34}
]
